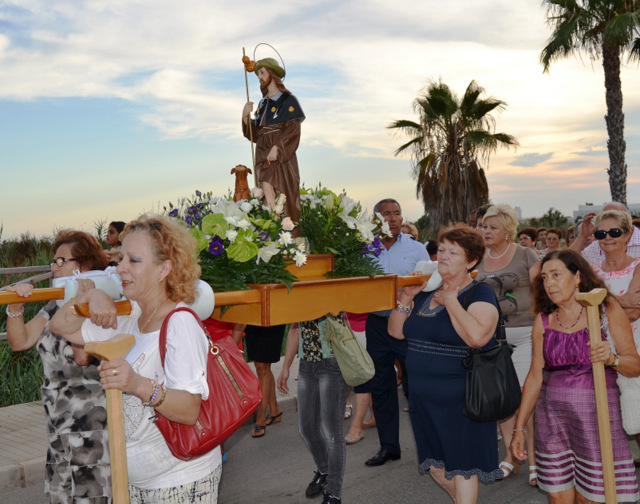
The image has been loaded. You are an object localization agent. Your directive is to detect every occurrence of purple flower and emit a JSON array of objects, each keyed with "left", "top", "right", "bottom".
[
  {"left": 208, "top": 237, "right": 224, "bottom": 256},
  {"left": 373, "top": 247, "right": 382, "bottom": 258},
  {"left": 258, "top": 231, "right": 270, "bottom": 242},
  {"left": 195, "top": 190, "right": 202, "bottom": 197},
  {"left": 185, "top": 215, "right": 192, "bottom": 226},
  {"left": 194, "top": 212, "right": 202, "bottom": 220},
  {"left": 168, "top": 209, "right": 179, "bottom": 217}
]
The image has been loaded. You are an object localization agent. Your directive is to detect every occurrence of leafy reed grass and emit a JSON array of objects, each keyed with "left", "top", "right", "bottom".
[{"left": 0, "top": 232, "right": 55, "bottom": 406}]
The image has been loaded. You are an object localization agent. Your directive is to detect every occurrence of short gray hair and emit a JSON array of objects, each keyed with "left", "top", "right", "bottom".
[{"left": 374, "top": 198, "right": 402, "bottom": 215}]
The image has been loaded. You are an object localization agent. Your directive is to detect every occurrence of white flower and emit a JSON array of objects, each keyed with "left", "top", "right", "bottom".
[
  {"left": 380, "top": 221, "right": 391, "bottom": 236},
  {"left": 297, "top": 241, "right": 307, "bottom": 252},
  {"left": 237, "top": 218, "right": 251, "bottom": 230},
  {"left": 276, "top": 193, "right": 287, "bottom": 206},
  {"left": 249, "top": 199, "right": 260, "bottom": 207},
  {"left": 294, "top": 250, "right": 307, "bottom": 267},
  {"left": 240, "top": 202, "right": 252, "bottom": 213},
  {"left": 323, "top": 194, "right": 335, "bottom": 211},
  {"left": 224, "top": 216, "right": 239, "bottom": 227},
  {"left": 226, "top": 230, "right": 238, "bottom": 242},
  {"left": 278, "top": 231, "right": 293, "bottom": 246},
  {"left": 252, "top": 187, "right": 263, "bottom": 198},
  {"left": 282, "top": 217, "right": 295, "bottom": 231},
  {"left": 274, "top": 204, "right": 285, "bottom": 215},
  {"left": 256, "top": 243, "right": 279, "bottom": 263}
]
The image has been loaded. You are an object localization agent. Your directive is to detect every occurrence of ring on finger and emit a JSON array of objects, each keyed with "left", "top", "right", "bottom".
[{"left": 112, "top": 369, "right": 119, "bottom": 376}]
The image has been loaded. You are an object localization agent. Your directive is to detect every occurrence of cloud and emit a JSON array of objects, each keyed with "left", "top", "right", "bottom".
[{"left": 510, "top": 152, "right": 553, "bottom": 167}]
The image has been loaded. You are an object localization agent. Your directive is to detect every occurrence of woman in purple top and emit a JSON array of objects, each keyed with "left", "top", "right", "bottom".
[{"left": 511, "top": 250, "right": 640, "bottom": 503}]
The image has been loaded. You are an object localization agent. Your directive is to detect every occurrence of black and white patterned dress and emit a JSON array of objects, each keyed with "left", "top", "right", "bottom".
[{"left": 37, "top": 301, "right": 111, "bottom": 503}]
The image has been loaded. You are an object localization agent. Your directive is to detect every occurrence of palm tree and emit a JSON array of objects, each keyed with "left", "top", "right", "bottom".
[
  {"left": 388, "top": 80, "right": 518, "bottom": 232},
  {"left": 540, "top": 0, "right": 640, "bottom": 206}
]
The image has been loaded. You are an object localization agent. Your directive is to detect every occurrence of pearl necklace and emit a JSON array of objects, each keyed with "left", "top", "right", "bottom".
[
  {"left": 487, "top": 243, "right": 511, "bottom": 260},
  {"left": 555, "top": 306, "right": 584, "bottom": 331}
]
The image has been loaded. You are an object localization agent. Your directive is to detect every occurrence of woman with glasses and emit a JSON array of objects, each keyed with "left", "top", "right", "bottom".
[
  {"left": 5, "top": 230, "right": 111, "bottom": 503},
  {"left": 591, "top": 209, "right": 640, "bottom": 445}
]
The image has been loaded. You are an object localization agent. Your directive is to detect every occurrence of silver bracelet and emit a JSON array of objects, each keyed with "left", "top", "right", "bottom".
[
  {"left": 6, "top": 306, "right": 24, "bottom": 318},
  {"left": 513, "top": 428, "right": 527, "bottom": 434}
]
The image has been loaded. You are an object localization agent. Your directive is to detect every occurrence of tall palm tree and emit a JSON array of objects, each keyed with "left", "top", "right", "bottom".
[
  {"left": 388, "top": 80, "right": 518, "bottom": 232},
  {"left": 540, "top": 0, "right": 640, "bottom": 206}
]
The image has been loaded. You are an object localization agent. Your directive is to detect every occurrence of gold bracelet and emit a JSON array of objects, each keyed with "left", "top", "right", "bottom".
[{"left": 152, "top": 385, "right": 167, "bottom": 408}]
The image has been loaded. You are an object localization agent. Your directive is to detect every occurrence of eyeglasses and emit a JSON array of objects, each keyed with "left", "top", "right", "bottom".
[
  {"left": 50, "top": 257, "right": 77, "bottom": 267},
  {"left": 594, "top": 228, "right": 625, "bottom": 240}
]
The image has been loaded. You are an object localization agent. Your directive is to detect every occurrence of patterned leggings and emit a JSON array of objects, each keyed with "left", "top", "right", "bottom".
[{"left": 128, "top": 464, "right": 222, "bottom": 504}]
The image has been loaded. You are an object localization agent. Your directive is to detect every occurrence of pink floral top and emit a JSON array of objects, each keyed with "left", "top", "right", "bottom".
[{"left": 593, "top": 258, "right": 640, "bottom": 336}]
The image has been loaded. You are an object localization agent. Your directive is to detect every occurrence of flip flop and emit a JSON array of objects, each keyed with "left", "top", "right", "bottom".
[
  {"left": 344, "top": 404, "right": 353, "bottom": 420},
  {"left": 529, "top": 465, "right": 538, "bottom": 487},
  {"left": 251, "top": 424, "right": 266, "bottom": 438},
  {"left": 265, "top": 412, "right": 283, "bottom": 426}
]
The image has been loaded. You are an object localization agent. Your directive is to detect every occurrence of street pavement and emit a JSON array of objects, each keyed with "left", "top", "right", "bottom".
[{"left": 2, "top": 356, "right": 637, "bottom": 503}]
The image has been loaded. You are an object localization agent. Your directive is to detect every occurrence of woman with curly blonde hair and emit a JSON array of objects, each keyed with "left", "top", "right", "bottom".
[{"left": 51, "top": 214, "right": 222, "bottom": 503}]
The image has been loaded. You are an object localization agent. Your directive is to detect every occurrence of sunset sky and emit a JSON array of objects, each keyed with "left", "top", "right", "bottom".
[{"left": 1, "top": 0, "right": 639, "bottom": 239}]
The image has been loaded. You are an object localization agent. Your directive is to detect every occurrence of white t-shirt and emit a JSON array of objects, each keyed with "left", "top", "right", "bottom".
[{"left": 81, "top": 302, "right": 221, "bottom": 489}]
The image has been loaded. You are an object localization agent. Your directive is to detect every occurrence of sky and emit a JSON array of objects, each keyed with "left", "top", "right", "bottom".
[{"left": 1, "top": 0, "right": 639, "bottom": 239}]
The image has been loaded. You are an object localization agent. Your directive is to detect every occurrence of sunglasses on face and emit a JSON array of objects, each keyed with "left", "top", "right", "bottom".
[
  {"left": 50, "top": 257, "right": 77, "bottom": 267},
  {"left": 594, "top": 228, "right": 625, "bottom": 240}
]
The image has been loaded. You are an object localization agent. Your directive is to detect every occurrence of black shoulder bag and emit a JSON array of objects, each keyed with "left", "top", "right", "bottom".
[{"left": 460, "top": 283, "right": 522, "bottom": 422}]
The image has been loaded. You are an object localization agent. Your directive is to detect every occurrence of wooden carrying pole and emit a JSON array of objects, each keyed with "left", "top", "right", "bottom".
[
  {"left": 243, "top": 47, "right": 257, "bottom": 186},
  {"left": 84, "top": 334, "right": 135, "bottom": 504},
  {"left": 576, "top": 288, "right": 617, "bottom": 503}
]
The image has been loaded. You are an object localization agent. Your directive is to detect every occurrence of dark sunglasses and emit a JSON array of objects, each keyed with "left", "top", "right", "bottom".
[
  {"left": 594, "top": 228, "right": 625, "bottom": 240},
  {"left": 50, "top": 257, "right": 77, "bottom": 267}
]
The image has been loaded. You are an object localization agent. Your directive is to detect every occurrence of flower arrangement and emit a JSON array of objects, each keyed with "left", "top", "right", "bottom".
[
  {"left": 299, "top": 185, "right": 390, "bottom": 277},
  {"left": 163, "top": 185, "right": 390, "bottom": 292},
  {"left": 165, "top": 188, "right": 304, "bottom": 292}
]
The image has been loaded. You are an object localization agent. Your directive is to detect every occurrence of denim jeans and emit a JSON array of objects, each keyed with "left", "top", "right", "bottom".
[{"left": 297, "top": 357, "right": 350, "bottom": 498}]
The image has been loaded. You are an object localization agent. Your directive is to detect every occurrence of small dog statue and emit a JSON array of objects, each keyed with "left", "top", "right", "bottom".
[{"left": 231, "top": 164, "right": 253, "bottom": 202}]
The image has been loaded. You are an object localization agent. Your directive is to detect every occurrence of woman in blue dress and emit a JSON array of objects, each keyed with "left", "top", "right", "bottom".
[{"left": 389, "top": 224, "right": 503, "bottom": 503}]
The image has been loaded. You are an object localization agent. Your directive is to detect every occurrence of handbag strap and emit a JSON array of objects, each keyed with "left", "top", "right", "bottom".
[
  {"left": 461, "top": 281, "right": 507, "bottom": 343},
  {"left": 158, "top": 307, "right": 212, "bottom": 368}
]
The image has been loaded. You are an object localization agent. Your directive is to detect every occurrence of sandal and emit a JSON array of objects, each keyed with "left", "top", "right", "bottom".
[
  {"left": 251, "top": 424, "right": 266, "bottom": 438},
  {"left": 344, "top": 404, "right": 353, "bottom": 420},
  {"left": 265, "top": 412, "right": 283, "bottom": 426},
  {"left": 529, "top": 465, "right": 538, "bottom": 487},
  {"left": 345, "top": 432, "right": 364, "bottom": 445},
  {"left": 499, "top": 460, "right": 520, "bottom": 479}
]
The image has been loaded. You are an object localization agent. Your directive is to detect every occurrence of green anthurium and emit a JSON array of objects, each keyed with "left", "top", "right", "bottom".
[
  {"left": 227, "top": 239, "right": 259, "bottom": 262},
  {"left": 201, "top": 213, "right": 229, "bottom": 238}
]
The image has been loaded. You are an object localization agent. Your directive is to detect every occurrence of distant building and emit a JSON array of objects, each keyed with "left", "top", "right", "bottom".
[
  {"left": 514, "top": 206, "right": 523, "bottom": 221},
  {"left": 573, "top": 203, "right": 640, "bottom": 220}
]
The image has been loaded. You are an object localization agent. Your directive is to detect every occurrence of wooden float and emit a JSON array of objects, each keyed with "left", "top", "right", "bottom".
[{"left": 0, "top": 255, "right": 434, "bottom": 326}]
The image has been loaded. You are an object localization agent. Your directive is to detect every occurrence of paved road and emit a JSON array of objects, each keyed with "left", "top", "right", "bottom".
[{"left": 3, "top": 354, "right": 639, "bottom": 503}]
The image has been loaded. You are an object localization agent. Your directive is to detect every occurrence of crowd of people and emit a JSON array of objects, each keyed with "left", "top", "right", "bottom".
[{"left": 6, "top": 197, "right": 640, "bottom": 504}]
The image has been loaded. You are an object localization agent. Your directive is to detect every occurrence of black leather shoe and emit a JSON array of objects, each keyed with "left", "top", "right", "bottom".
[{"left": 364, "top": 448, "right": 401, "bottom": 466}]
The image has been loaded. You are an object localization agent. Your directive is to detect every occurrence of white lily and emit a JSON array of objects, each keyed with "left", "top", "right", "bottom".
[{"left": 256, "top": 243, "right": 279, "bottom": 263}]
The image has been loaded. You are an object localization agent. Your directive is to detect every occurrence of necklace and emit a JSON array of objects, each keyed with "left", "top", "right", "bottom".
[
  {"left": 487, "top": 243, "right": 511, "bottom": 260},
  {"left": 139, "top": 304, "right": 161, "bottom": 333},
  {"left": 555, "top": 306, "right": 584, "bottom": 331}
]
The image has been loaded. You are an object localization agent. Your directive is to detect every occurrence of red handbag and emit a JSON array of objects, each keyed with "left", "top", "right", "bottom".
[{"left": 155, "top": 307, "right": 262, "bottom": 461}]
